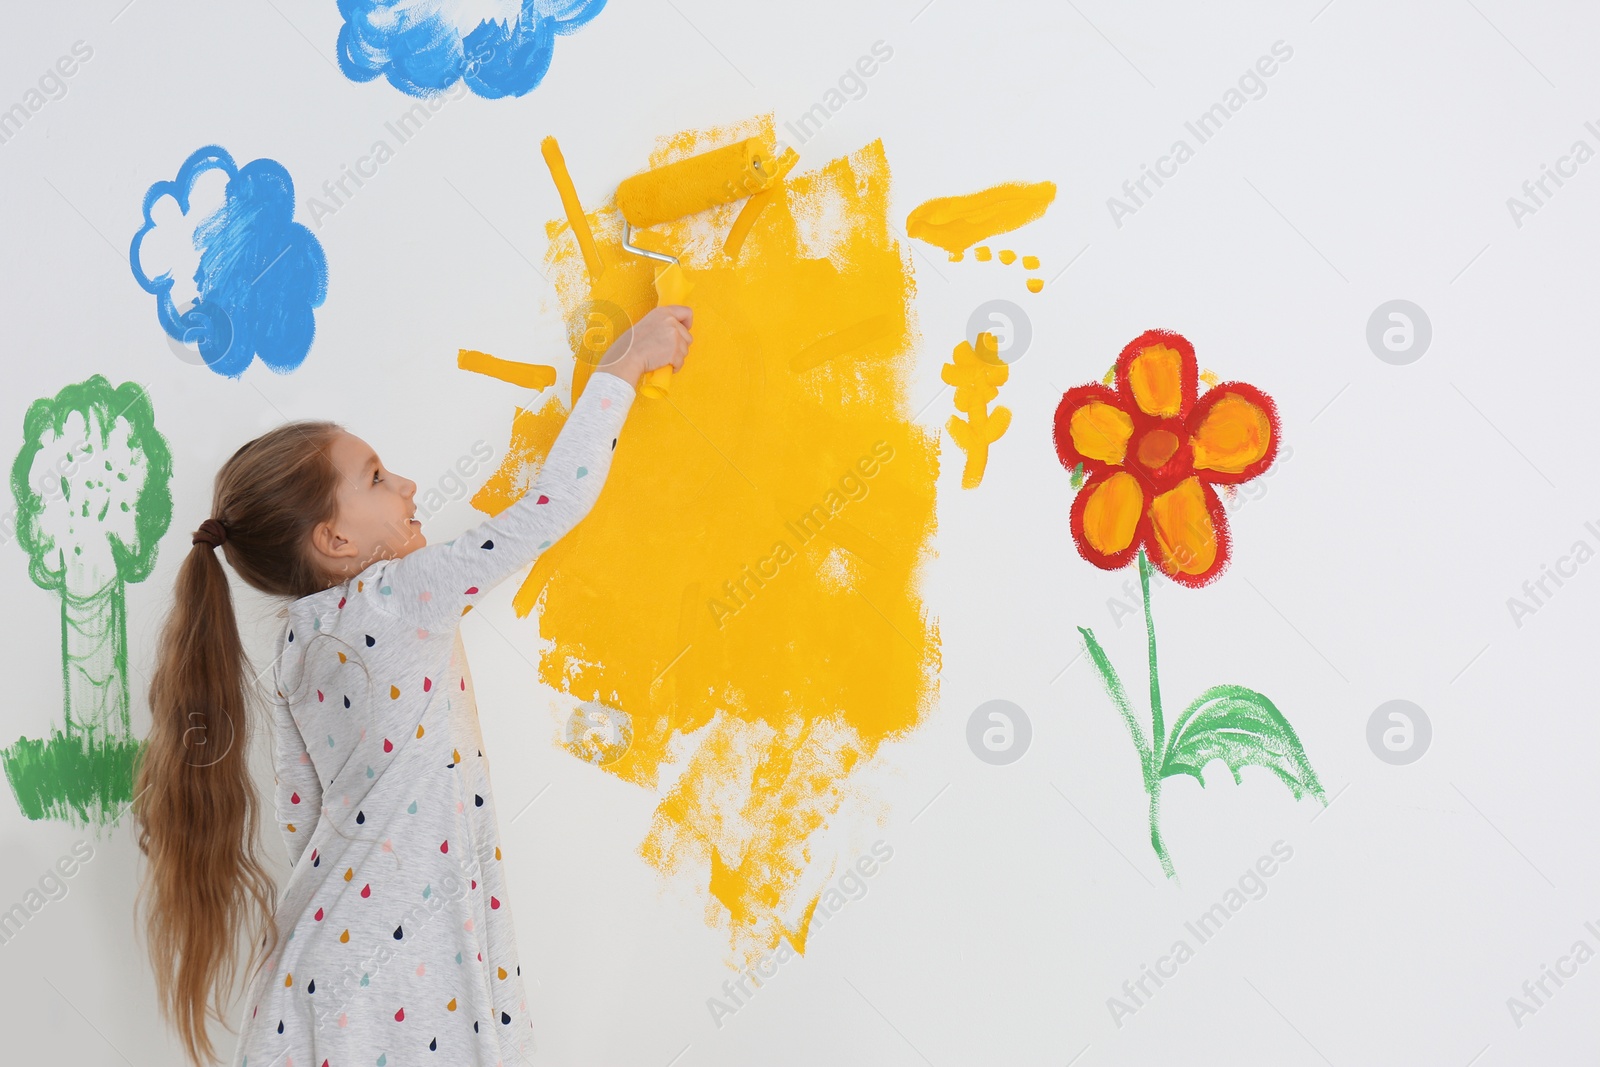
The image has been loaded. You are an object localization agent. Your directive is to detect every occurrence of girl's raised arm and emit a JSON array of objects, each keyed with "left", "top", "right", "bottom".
[{"left": 371, "top": 370, "right": 636, "bottom": 629}]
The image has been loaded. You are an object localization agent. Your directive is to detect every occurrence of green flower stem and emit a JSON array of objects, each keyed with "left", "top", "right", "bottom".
[
  {"left": 1138, "top": 548, "right": 1164, "bottom": 771},
  {"left": 1080, "top": 548, "right": 1179, "bottom": 880},
  {"left": 1137, "top": 549, "right": 1176, "bottom": 879}
]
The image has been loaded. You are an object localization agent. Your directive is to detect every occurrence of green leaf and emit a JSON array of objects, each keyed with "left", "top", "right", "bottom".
[
  {"left": 1069, "top": 461, "right": 1085, "bottom": 489},
  {"left": 1160, "top": 683, "right": 1325, "bottom": 803},
  {"left": 1077, "top": 625, "right": 1151, "bottom": 775}
]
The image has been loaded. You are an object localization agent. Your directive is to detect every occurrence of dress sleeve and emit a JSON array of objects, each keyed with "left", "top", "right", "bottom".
[
  {"left": 270, "top": 675, "right": 322, "bottom": 868},
  {"left": 371, "top": 370, "right": 637, "bottom": 630}
]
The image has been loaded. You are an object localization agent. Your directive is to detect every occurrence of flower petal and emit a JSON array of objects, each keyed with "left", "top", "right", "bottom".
[
  {"left": 1054, "top": 384, "right": 1133, "bottom": 470},
  {"left": 1147, "top": 476, "right": 1230, "bottom": 586},
  {"left": 1116, "top": 330, "right": 1198, "bottom": 419},
  {"left": 1188, "top": 383, "right": 1278, "bottom": 482},
  {"left": 1071, "top": 470, "right": 1144, "bottom": 568}
]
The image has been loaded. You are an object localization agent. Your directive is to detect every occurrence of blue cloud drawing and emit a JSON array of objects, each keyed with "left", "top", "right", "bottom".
[
  {"left": 130, "top": 146, "right": 328, "bottom": 379},
  {"left": 336, "top": 0, "right": 607, "bottom": 99}
]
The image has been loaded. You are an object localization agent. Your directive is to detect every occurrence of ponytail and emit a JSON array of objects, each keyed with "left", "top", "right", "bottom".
[
  {"left": 133, "top": 419, "right": 344, "bottom": 1066},
  {"left": 135, "top": 537, "right": 276, "bottom": 1067}
]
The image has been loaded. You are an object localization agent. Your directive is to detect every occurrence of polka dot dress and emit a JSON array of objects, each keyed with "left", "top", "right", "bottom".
[{"left": 230, "top": 372, "right": 635, "bottom": 1067}]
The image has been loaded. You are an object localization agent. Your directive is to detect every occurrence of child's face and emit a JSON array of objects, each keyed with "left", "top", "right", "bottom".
[{"left": 310, "top": 431, "right": 424, "bottom": 581}]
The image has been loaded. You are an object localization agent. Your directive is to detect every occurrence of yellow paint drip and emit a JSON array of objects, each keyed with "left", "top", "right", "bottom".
[
  {"left": 905, "top": 180, "right": 1057, "bottom": 256},
  {"left": 481, "top": 115, "right": 940, "bottom": 966}
]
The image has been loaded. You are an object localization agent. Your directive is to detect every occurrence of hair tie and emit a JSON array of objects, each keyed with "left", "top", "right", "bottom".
[{"left": 192, "top": 518, "right": 229, "bottom": 549}]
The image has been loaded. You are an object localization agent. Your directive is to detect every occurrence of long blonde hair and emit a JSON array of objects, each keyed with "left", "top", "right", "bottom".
[{"left": 133, "top": 420, "right": 344, "bottom": 1066}]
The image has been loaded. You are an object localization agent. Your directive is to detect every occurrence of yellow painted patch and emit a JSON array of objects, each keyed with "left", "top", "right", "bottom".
[
  {"left": 1069, "top": 402, "right": 1133, "bottom": 464},
  {"left": 457, "top": 350, "right": 558, "bottom": 391},
  {"left": 470, "top": 396, "right": 568, "bottom": 515},
  {"left": 974, "top": 246, "right": 992, "bottom": 262},
  {"left": 997, "top": 249, "right": 1016, "bottom": 265},
  {"left": 480, "top": 115, "right": 940, "bottom": 965},
  {"left": 906, "top": 180, "right": 1057, "bottom": 256},
  {"left": 1191, "top": 393, "right": 1272, "bottom": 473},
  {"left": 1081, "top": 472, "right": 1142, "bottom": 556},
  {"left": 1026, "top": 278, "right": 1043, "bottom": 293},
  {"left": 1127, "top": 343, "right": 1184, "bottom": 417},
  {"left": 1022, "top": 255, "right": 1039, "bottom": 270},
  {"left": 1150, "top": 477, "right": 1217, "bottom": 574}
]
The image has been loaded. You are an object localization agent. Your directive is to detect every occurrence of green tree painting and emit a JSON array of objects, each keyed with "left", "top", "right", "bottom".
[{"left": 3, "top": 375, "right": 172, "bottom": 825}]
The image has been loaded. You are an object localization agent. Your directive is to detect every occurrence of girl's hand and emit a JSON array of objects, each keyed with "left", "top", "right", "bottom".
[{"left": 597, "top": 305, "right": 693, "bottom": 389}]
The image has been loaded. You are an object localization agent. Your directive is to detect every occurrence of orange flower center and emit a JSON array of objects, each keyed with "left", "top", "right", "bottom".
[{"left": 1136, "top": 428, "right": 1180, "bottom": 469}]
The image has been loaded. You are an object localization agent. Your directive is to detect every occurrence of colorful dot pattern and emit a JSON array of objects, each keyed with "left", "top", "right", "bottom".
[{"left": 233, "top": 372, "right": 635, "bottom": 1066}]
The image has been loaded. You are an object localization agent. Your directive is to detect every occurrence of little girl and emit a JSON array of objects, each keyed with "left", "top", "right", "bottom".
[{"left": 132, "top": 306, "right": 692, "bottom": 1067}]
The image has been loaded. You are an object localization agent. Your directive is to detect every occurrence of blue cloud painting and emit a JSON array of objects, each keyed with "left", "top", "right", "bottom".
[
  {"left": 129, "top": 146, "right": 328, "bottom": 379},
  {"left": 336, "top": 0, "right": 607, "bottom": 99}
]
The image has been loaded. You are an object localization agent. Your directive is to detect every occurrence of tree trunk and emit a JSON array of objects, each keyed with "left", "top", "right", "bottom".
[{"left": 59, "top": 578, "right": 128, "bottom": 745}]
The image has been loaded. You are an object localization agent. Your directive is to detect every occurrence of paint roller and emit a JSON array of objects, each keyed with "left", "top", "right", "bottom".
[{"left": 612, "top": 138, "right": 779, "bottom": 397}]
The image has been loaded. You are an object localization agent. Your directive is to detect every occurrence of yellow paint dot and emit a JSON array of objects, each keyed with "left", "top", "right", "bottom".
[
  {"left": 1026, "top": 278, "right": 1043, "bottom": 293},
  {"left": 461, "top": 604, "right": 473, "bottom": 615},
  {"left": 1022, "top": 255, "right": 1039, "bottom": 269},
  {"left": 447, "top": 998, "right": 457, "bottom": 1011},
  {"left": 452, "top": 749, "right": 462, "bottom": 764},
  {"left": 337, "top": 652, "right": 347, "bottom": 664},
  {"left": 390, "top": 685, "right": 401, "bottom": 699},
  {"left": 357, "top": 581, "right": 364, "bottom": 592},
  {"left": 974, "top": 246, "right": 992, "bottom": 261},
  {"left": 998, "top": 249, "right": 1017, "bottom": 265},
  {"left": 494, "top": 847, "right": 501, "bottom": 860},
  {"left": 1199, "top": 369, "right": 1221, "bottom": 387},
  {"left": 285, "top": 973, "right": 293, "bottom": 987},
  {"left": 344, "top": 867, "right": 354, "bottom": 881},
  {"left": 498, "top": 967, "right": 508, "bottom": 980},
  {"left": 286, "top": 822, "right": 296, "bottom": 833},
  {"left": 340, "top": 929, "right": 350, "bottom": 943},
  {"left": 416, "top": 724, "right": 426, "bottom": 738}
]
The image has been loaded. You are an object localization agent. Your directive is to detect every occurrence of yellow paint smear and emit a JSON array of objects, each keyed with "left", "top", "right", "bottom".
[
  {"left": 1022, "top": 255, "right": 1040, "bottom": 270},
  {"left": 457, "top": 349, "right": 557, "bottom": 391},
  {"left": 470, "top": 395, "right": 568, "bottom": 515},
  {"left": 724, "top": 146, "right": 800, "bottom": 261},
  {"left": 998, "top": 249, "right": 1016, "bottom": 265},
  {"left": 478, "top": 115, "right": 940, "bottom": 966},
  {"left": 905, "top": 180, "right": 1057, "bottom": 256},
  {"left": 974, "top": 246, "right": 992, "bottom": 262},
  {"left": 1026, "top": 278, "right": 1044, "bottom": 293}
]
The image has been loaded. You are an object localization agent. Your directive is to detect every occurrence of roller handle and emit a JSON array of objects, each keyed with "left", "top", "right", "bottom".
[{"left": 639, "top": 263, "right": 693, "bottom": 399}]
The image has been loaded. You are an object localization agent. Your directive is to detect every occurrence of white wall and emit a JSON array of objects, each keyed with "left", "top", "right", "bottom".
[{"left": 1, "top": 1, "right": 1595, "bottom": 1063}]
